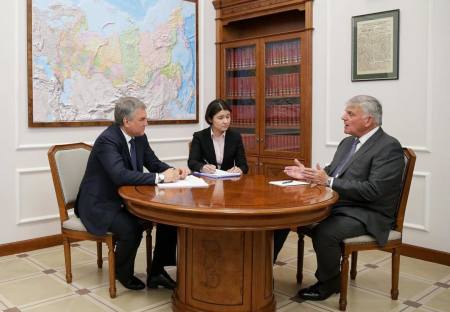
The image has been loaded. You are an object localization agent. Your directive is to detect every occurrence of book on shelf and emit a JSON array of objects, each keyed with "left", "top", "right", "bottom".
[
  {"left": 265, "top": 134, "right": 300, "bottom": 151},
  {"left": 265, "top": 104, "right": 300, "bottom": 127},
  {"left": 226, "top": 76, "right": 255, "bottom": 97},
  {"left": 241, "top": 133, "right": 256, "bottom": 150},
  {"left": 265, "top": 40, "right": 301, "bottom": 66},
  {"left": 265, "top": 73, "right": 300, "bottom": 97},
  {"left": 227, "top": 46, "right": 256, "bottom": 70},
  {"left": 231, "top": 104, "right": 255, "bottom": 126}
]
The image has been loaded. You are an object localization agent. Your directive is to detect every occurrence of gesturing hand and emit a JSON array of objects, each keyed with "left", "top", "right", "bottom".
[
  {"left": 283, "top": 159, "right": 307, "bottom": 180},
  {"left": 302, "top": 163, "right": 329, "bottom": 185}
]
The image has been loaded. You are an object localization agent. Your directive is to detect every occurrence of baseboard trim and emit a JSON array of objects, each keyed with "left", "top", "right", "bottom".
[
  {"left": 0, "top": 236, "right": 449, "bottom": 267},
  {"left": 401, "top": 243, "right": 450, "bottom": 266},
  {"left": 0, "top": 234, "right": 62, "bottom": 257}
]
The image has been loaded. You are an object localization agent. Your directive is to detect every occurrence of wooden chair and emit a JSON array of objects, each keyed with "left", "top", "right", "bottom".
[
  {"left": 296, "top": 147, "right": 416, "bottom": 310},
  {"left": 48, "top": 143, "right": 153, "bottom": 298}
]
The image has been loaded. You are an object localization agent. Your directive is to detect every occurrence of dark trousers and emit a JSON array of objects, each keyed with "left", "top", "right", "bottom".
[
  {"left": 109, "top": 210, "right": 143, "bottom": 281},
  {"left": 273, "top": 228, "right": 290, "bottom": 263},
  {"left": 273, "top": 215, "right": 367, "bottom": 285},
  {"left": 150, "top": 223, "right": 177, "bottom": 276},
  {"left": 109, "top": 211, "right": 178, "bottom": 280},
  {"left": 311, "top": 215, "right": 366, "bottom": 283}
]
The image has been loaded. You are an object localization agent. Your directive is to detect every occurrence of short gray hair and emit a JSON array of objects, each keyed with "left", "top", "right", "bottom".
[
  {"left": 346, "top": 95, "right": 382, "bottom": 125},
  {"left": 114, "top": 97, "right": 146, "bottom": 126}
]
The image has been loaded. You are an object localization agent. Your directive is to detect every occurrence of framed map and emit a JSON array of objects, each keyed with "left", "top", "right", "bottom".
[
  {"left": 351, "top": 10, "right": 399, "bottom": 81},
  {"left": 28, "top": 0, "right": 198, "bottom": 127}
]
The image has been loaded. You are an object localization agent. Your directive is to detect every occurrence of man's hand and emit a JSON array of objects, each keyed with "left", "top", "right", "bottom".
[
  {"left": 162, "top": 168, "right": 180, "bottom": 183},
  {"left": 284, "top": 159, "right": 307, "bottom": 180},
  {"left": 177, "top": 167, "right": 190, "bottom": 179},
  {"left": 302, "top": 163, "right": 329, "bottom": 185},
  {"left": 201, "top": 164, "right": 216, "bottom": 174}
]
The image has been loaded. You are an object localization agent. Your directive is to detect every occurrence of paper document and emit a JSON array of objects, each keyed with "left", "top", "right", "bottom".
[
  {"left": 269, "top": 180, "right": 309, "bottom": 187},
  {"left": 194, "top": 169, "right": 241, "bottom": 179},
  {"left": 157, "top": 175, "right": 209, "bottom": 189}
]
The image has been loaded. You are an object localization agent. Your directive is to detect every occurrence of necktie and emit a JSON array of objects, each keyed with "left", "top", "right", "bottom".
[
  {"left": 129, "top": 138, "right": 137, "bottom": 171},
  {"left": 332, "top": 138, "right": 359, "bottom": 178}
]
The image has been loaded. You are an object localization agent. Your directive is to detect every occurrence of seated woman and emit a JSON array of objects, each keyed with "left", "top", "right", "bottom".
[{"left": 188, "top": 99, "right": 249, "bottom": 174}]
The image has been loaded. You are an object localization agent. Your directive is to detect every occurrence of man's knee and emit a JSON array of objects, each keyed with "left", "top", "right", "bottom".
[{"left": 311, "top": 223, "right": 339, "bottom": 247}]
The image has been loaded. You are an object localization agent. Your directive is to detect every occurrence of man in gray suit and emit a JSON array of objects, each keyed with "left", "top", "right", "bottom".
[{"left": 275, "top": 95, "right": 404, "bottom": 300}]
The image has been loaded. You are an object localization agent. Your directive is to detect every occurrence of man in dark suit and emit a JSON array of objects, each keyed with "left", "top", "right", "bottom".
[
  {"left": 75, "top": 97, "right": 189, "bottom": 290},
  {"left": 275, "top": 95, "right": 404, "bottom": 300}
]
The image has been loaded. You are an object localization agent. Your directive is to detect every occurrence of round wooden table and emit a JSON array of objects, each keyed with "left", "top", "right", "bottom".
[{"left": 119, "top": 175, "right": 338, "bottom": 312}]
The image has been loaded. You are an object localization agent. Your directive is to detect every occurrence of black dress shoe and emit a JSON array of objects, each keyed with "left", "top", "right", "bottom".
[
  {"left": 118, "top": 276, "right": 145, "bottom": 290},
  {"left": 147, "top": 270, "right": 176, "bottom": 289},
  {"left": 297, "top": 281, "right": 339, "bottom": 301},
  {"left": 161, "top": 270, "right": 176, "bottom": 284}
]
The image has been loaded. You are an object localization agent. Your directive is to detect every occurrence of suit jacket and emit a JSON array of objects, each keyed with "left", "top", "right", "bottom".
[
  {"left": 75, "top": 124, "right": 170, "bottom": 235},
  {"left": 188, "top": 127, "right": 249, "bottom": 174},
  {"left": 325, "top": 128, "right": 404, "bottom": 246}
]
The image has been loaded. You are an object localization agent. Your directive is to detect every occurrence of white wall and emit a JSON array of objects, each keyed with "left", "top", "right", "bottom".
[
  {"left": 0, "top": 0, "right": 216, "bottom": 244},
  {"left": 312, "top": 0, "right": 450, "bottom": 252},
  {"left": 1, "top": 0, "right": 449, "bottom": 253}
]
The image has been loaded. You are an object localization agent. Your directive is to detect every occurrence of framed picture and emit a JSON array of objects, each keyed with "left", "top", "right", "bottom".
[
  {"left": 27, "top": 0, "right": 198, "bottom": 127},
  {"left": 351, "top": 9, "right": 399, "bottom": 81}
]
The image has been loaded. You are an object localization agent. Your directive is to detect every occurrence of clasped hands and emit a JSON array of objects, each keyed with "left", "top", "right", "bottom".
[
  {"left": 284, "top": 159, "right": 329, "bottom": 186},
  {"left": 162, "top": 167, "right": 190, "bottom": 183}
]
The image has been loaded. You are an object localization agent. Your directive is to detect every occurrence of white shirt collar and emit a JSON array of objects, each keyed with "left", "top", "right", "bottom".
[
  {"left": 210, "top": 128, "right": 226, "bottom": 138},
  {"left": 120, "top": 127, "right": 133, "bottom": 143},
  {"left": 358, "top": 126, "right": 380, "bottom": 146}
]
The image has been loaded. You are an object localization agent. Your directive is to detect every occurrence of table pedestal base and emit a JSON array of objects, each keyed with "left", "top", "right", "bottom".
[{"left": 174, "top": 228, "right": 275, "bottom": 312}]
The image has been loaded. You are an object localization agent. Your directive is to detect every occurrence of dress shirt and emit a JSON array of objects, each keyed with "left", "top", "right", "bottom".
[
  {"left": 355, "top": 126, "right": 379, "bottom": 152},
  {"left": 211, "top": 129, "right": 226, "bottom": 169},
  {"left": 328, "top": 126, "right": 380, "bottom": 188},
  {"left": 121, "top": 128, "right": 161, "bottom": 181}
]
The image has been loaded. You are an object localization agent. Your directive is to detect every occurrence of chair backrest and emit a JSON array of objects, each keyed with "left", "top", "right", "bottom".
[
  {"left": 48, "top": 143, "right": 92, "bottom": 222},
  {"left": 393, "top": 148, "right": 416, "bottom": 232}
]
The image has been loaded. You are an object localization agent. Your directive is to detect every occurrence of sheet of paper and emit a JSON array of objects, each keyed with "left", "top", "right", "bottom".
[
  {"left": 269, "top": 180, "right": 309, "bottom": 187},
  {"left": 194, "top": 169, "right": 241, "bottom": 179},
  {"left": 157, "top": 175, "right": 209, "bottom": 189}
]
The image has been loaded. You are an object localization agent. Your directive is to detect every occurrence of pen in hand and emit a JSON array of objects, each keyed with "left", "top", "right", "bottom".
[{"left": 202, "top": 159, "right": 216, "bottom": 174}]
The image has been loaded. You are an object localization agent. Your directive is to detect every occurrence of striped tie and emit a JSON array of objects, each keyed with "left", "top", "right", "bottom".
[{"left": 332, "top": 138, "right": 359, "bottom": 177}]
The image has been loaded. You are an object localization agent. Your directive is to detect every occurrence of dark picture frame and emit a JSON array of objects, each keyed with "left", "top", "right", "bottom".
[
  {"left": 27, "top": 0, "right": 198, "bottom": 127},
  {"left": 351, "top": 9, "right": 399, "bottom": 81}
]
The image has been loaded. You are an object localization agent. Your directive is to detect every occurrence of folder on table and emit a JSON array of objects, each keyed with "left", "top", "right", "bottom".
[{"left": 194, "top": 169, "right": 241, "bottom": 179}]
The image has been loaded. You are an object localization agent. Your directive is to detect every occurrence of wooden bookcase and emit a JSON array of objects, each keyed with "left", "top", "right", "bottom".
[{"left": 213, "top": 0, "right": 313, "bottom": 175}]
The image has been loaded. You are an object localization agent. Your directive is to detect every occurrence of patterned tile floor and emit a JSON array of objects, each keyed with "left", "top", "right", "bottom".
[{"left": 0, "top": 232, "right": 449, "bottom": 312}]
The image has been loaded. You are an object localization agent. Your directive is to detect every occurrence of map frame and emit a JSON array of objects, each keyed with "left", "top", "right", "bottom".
[{"left": 27, "top": 0, "right": 198, "bottom": 127}]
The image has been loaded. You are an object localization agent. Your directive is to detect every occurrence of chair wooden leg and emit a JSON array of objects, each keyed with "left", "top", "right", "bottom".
[
  {"left": 107, "top": 238, "right": 116, "bottom": 298},
  {"left": 339, "top": 249, "right": 350, "bottom": 311},
  {"left": 63, "top": 236, "right": 72, "bottom": 283},
  {"left": 391, "top": 248, "right": 400, "bottom": 300},
  {"left": 146, "top": 227, "right": 153, "bottom": 277},
  {"left": 350, "top": 251, "right": 358, "bottom": 280},
  {"left": 96, "top": 241, "right": 103, "bottom": 268},
  {"left": 296, "top": 233, "right": 305, "bottom": 284}
]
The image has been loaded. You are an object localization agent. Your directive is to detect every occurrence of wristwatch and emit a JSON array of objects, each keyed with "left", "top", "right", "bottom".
[
  {"left": 158, "top": 173, "right": 165, "bottom": 183},
  {"left": 326, "top": 177, "right": 333, "bottom": 187}
]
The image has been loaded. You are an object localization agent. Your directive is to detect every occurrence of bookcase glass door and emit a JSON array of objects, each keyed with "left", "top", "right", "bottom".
[
  {"left": 224, "top": 44, "right": 258, "bottom": 154},
  {"left": 263, "top": 38, "right": 301, "bottom": 154}
]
